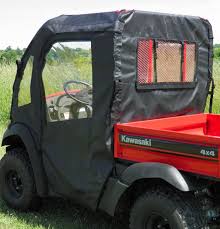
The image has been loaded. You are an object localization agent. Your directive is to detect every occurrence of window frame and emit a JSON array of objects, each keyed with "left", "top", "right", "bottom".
[
  {"left": 136, "top": 38, "right": 198, "bottom": 91},
  {"left": 41, "top": 38, "right": 94, "bottom": 122}
]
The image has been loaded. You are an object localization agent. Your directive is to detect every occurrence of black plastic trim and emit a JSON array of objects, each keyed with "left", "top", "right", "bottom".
[
  {"left": 98, "top": 177, "right": 128, "bottom": 216},
  {"left": 99, "top": 162, "right": 200, "bottom": 216},
  {"left": 136, "top": 81, "right": 197, "bottom": 90},
  {"left": 121, "top": 162, "right": 190, "bottom": 191}
]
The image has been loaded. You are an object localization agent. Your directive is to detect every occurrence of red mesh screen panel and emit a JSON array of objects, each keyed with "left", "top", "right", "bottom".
[
  {"left": 137, "top": 40, "right": 154, "bottom": 84},
  {"left": 137, "top": 39, "right": 196, "bottom": 87},
  {"left": 156, "top": 41, "right": 182, "bottom": 83},
  {"left": 183, "top": 42, "right": 196, "bottom": 82}
]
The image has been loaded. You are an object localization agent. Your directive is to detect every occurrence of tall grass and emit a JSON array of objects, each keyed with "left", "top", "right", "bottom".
[
  {"left": 43, "top": 61, "right": 92, "bottom": 96},
  {"left": 211, "top": 60, "right": 220, "bottom": 113},
  {"left": 43, "top": 43, "right": 92, "bottom": 96},
  {"left": 0, "top": 64, "right": 15, "bottom": 126},
  {"left": 0, "top": 65, "right": 15, "bottom": 156}
]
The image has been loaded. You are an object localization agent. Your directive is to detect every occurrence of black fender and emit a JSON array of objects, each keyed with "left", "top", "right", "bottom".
[
  {"left": 99, "top": 162, "right": 191, "bottom": 216},
  {"left": 121, "top": 162, "right": 189, "bottom": 191},
  {"left": 2, "top": 123, "right": 47, "bottom": 196}
]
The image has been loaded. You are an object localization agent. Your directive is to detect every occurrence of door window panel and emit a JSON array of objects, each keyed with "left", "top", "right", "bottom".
[
  {"left": 18, "top": 56, "right": 33, "bottom": 106},
  {"left": 42, "top": 41, "right": 93, "bottom": 122}
]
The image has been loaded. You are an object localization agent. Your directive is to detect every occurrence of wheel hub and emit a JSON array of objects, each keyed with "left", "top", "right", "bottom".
[
  {"left": 7, "top": 170, "right": 23, "bottom": 198},
  {"left": 146, "top": 214, "right": 170, "bottom": 229}
]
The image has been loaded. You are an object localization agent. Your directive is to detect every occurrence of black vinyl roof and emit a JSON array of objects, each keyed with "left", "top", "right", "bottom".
[
  {"left": 40, "top": 10, "right": 206, "bottom": 35},
  {"left": 41, "top": 11, "right": 121, "bottom": 33},
  {"left": 26, "top": 10, "right": 212, "bottom": 61}
]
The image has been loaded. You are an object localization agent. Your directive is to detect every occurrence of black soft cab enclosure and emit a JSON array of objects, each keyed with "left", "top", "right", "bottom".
[{"left": 1, "top": 10, "right": 213, "bottom": 212}]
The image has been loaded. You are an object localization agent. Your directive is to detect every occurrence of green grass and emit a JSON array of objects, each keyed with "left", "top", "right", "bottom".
[
  {"left": 0, "top": 64, "right": 14, "bottom": 157},
  {"left": 0, "top": 198, "right": 124, "bottom": 229},
  {"left": 0, "top": 61, "right": 220, "bottom": 229},
  {"left": 211, "top": 61, "right": 220, "bottom": 113},
  {"left": 0, "top": 64, "right": 15, "bottom": 127}
]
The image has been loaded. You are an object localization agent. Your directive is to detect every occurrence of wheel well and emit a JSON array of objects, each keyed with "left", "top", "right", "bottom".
[
  {"left": 3, "top": 135, "right": 32, "bottom": 167},
  {"left": 115, "top": 178, "right": 186, "bottom": 219},
  {"left": 2, "top": 126, "right": 48, "bottom": 197},
  {"left": 3, "top": 135, "right": 26, "bottom": 150}
]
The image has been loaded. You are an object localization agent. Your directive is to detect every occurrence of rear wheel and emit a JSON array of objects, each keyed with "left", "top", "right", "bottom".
[
  {"left": 130, "top": 186, "right": 207, "bottom": 229},
  {"left": 0, "top": 148, "right": 41, "bottom": 211}
]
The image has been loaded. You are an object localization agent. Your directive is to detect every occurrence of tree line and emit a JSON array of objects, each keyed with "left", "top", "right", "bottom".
[
  {"left": 0, "top": 46, "right": 91, "bottom": 65},
  {"left": 0, "top": 47, "right": 25, "bottom": 65},
  {"left": 0, "top": 44, "right": 220, "bottom": 65}
]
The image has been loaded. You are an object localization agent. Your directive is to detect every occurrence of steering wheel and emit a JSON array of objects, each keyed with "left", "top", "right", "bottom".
[
  {"left": 63, "top": 80, "right": 92, "bottom": 105},
  {"left": 54, "top": 80, "right": 92, "bottom": 121}
]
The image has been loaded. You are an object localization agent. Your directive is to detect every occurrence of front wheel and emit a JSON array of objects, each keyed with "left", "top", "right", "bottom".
[
  {"left": 130, "top": 186, "right": 207, "bottom": 229},
  {"left": 0, "top": 148, "right": 41, "bottom": 211}
]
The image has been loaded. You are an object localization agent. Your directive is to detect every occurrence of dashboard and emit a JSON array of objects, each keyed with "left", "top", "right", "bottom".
[{"left": 46, "top": 91, "right": 92, "bottom": 122}]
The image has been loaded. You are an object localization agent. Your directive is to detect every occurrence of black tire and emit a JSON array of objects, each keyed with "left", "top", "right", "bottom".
[
  {"left": 0, "top": 148, "right": 41, "bottom": 211},
  {"left": 130, "top": 186, "right": 207, "bottom": 229}
]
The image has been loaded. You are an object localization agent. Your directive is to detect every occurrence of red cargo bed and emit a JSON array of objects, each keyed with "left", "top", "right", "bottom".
[{"left": 114, "top": 114, "right": 220, "bottom": 178}]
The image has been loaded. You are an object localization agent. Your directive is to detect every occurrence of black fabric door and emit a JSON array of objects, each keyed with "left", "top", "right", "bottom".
[
  {"left": 40, "top": 33, "right": 115, "bottom": 209},
  {"left": 41, "top": 40, "right": 94, "bottom": 203}
]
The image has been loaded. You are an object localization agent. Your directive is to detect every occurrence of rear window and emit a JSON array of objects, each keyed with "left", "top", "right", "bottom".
[{"left": 137, "top": 39, "right": 197, "bottom": 90}]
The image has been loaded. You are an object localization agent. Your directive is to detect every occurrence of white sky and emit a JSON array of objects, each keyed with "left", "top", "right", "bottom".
[{"left": 0, "top": 0, "right": 219, "bottom": 49}]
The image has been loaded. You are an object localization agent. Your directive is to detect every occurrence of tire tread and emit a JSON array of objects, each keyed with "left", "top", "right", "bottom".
[{"left": 129, "top": 185, "right": 207, "bottom": 229}]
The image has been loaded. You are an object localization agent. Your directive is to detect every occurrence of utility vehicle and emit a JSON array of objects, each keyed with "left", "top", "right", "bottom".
[{"left": 0, "top": 10, "right": 218, "bottom": 228}]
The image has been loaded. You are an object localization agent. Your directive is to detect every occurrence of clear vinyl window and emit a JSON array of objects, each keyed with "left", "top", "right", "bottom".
[
  {"left": 42, "top": 41, "right": 93, "bottom": 122},
  {"left": 18, "top": 56, "right": 34, "bottom": 107},
  {"left": 137, "top": 39, "right": 196, "bottom": 89}
]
